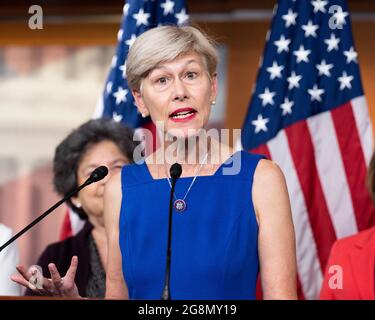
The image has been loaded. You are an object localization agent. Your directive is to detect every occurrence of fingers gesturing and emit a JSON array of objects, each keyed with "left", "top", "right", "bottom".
[{"left": 10, "top": 256, "right": 81, "bottom": 298}]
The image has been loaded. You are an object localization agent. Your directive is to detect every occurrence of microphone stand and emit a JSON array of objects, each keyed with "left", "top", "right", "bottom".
[
  {"left": 161, "top": 163, "right": 181, "bottom": 300},
  {"left": 161, "top": 177, "right": 176, "bottom": 300},
  {"left": 0, "top": 166, "right": 108, "bottom": 253}
]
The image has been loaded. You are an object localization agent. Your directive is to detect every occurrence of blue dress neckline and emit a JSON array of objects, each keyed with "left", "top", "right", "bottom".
[{"left": 141, "top": 150, "right": 242, "bottom": 181}]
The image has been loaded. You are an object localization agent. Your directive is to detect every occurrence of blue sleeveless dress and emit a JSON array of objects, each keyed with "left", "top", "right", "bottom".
[{"left": 119, "top": 151, "right": 264, "bottom": 300}]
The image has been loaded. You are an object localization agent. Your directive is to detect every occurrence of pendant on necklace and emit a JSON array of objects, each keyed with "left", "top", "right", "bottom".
[{"left": 174, "top": 199, "right": 186, "bottom": 212}]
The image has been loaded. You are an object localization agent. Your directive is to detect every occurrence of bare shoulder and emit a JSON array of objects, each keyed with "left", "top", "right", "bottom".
[
  {"left": 252, "top": 159, "right": 291, "bottom": 220},
  {"left": 253, "top": 159, "right": 286, "bottom": 184}
]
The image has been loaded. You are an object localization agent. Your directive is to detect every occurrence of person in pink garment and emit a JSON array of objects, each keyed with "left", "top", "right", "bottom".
[{"left": 320, "top": 152, "right": 375, "bottom": 300}]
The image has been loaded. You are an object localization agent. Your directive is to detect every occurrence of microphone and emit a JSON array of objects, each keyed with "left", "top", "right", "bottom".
[
  {"left": 0, "top": 166, "right": 109, "bottom": 253},
  {"left": 161, "top": 163, "right": 182, "bottom": 300},
  {"left": 85, "top": 165, "right": 109, "bottom": 184},
  {"left": 170, "top": 163, "right": 182, "bottom": 180}
]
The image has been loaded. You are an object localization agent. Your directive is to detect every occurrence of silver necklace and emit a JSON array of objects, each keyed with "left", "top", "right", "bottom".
[{"left": 166, "top": 152, "right": 209, "bottom": 213}]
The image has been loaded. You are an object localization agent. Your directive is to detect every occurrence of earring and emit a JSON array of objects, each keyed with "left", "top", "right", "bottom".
[
  {"left": 75, "top": 203, "right": 82, "bottom": 208},
  {"left": 141, "top": 113, "right": 147, "bottom": 118},
  {"left": 211, "top": 100, "right": 216, "bottom": 106}
]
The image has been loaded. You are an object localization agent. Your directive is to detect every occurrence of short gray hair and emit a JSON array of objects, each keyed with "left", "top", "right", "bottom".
[{"left": 126, "top": 25, "right": 219, "bottom": 91}]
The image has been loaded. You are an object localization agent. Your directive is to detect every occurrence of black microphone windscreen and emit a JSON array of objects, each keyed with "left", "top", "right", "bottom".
[
  {"left": 89, "top": 166, "right": 109, "bottom": 183},
  {"left": 170, "top": 163, "right": 182, "bottom": 180}
]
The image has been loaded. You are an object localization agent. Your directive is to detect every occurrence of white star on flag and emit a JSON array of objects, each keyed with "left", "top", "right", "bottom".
[
  {"left": 252, "top": 114, "right": 270, "bottom": 133},
  {"left": 111, "top": 55, "right": 117, "bottom": 67},
  {"left": 311, "top": 0, "right": 328, "bottom": 13},
  {"left": 308, "top": 84, "right": 325, "bottom": 102},
  {"left": 287, "top": 71, "right": 302, "bottom": 90},
  {"left": 123, "top": 3, "right": 130, "bottom": 16},
  {"left": 266, "top": 61, "right": 284, "bottom": 80},
  {"left": 175, "top": 8, "right": 189, "bottom": 25},
  {"left": 113, "top": 86, "right": 128, "bottom": 105},
  {"left": 117, "top": 29, "right": 123, "bottom": 41},
  {"left": 113, "top": 112, "right": 123, "bottom": 122},
  {"left": 274, "top": 35, "right": 291, "bottom": 53},
  {"left": 293, "top": 45, "right": 311, "bottom": 63},
  {"left": 161, "top": 0, "right": 175, "bottom": 16},
  {"left": 258, "top": 88, "right": 276, "bottom": 106},
  {"left": 338, "top": 71, "right": 354, "bottom": 90},
  {"left": 280, "top": 97, "right": 294, "bottom": 115},
  {"left": 119, "top": 62, "right": 127, "bottom": 79},
  {"left": 302, "top": 20, "right": 319, "bottom": 38},
  {"left": 316, "top": 60, "right": 334, "bottom": 77},
  {"left": 333, "top": 7, "right": 349, "bottom": 27},
  {"left": 324, "top": 33, "right": 340, "bottom": 52},
  {"left": 125, "top": 34, "right": 137, "bottom": 48},
  {"left": 344, "top": 47, "right": 358, "bottom": 64},
  {"left": 133, "top": 8, "right": 150, "bottom": 27},
  {"left": 282, "top": 9, "right": 297, "bottom": 28},
  {"left": 106, "top": 82, "right": 113, "bottom": 94}
]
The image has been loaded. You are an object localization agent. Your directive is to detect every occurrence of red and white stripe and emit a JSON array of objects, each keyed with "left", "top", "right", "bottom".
[{"left": 252, "top": 96, "right": 375, "bottom": 299}]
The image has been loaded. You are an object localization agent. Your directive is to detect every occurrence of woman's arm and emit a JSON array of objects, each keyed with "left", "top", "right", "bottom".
[
  {"left": 104, "top": 171, "right": 129, "bottom": 299},
  {"left": 253, "top": 159, "right": 298, "bottom": 299}
]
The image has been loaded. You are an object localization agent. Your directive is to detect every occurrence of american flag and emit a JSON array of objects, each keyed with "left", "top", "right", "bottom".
[
  {"left": 241, "top": 0, "right": 375, "bottom": 299},
  {"left": 60, "top": 0, "right": 189, "bottom": 239}
]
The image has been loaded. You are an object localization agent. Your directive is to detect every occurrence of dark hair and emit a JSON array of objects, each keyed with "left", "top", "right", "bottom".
[{"left": 53, "top": 119, "right": 139, "bottom": 219}]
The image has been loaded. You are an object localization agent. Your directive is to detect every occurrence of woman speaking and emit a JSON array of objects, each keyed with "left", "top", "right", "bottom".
[{"left": 104, "top": 25, "right": 297, "bottom": 300}]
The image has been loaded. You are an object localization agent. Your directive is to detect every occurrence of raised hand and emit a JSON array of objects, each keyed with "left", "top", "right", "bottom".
[{"left": 11, "top": 256, "right": 81, "bottom": 298}]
